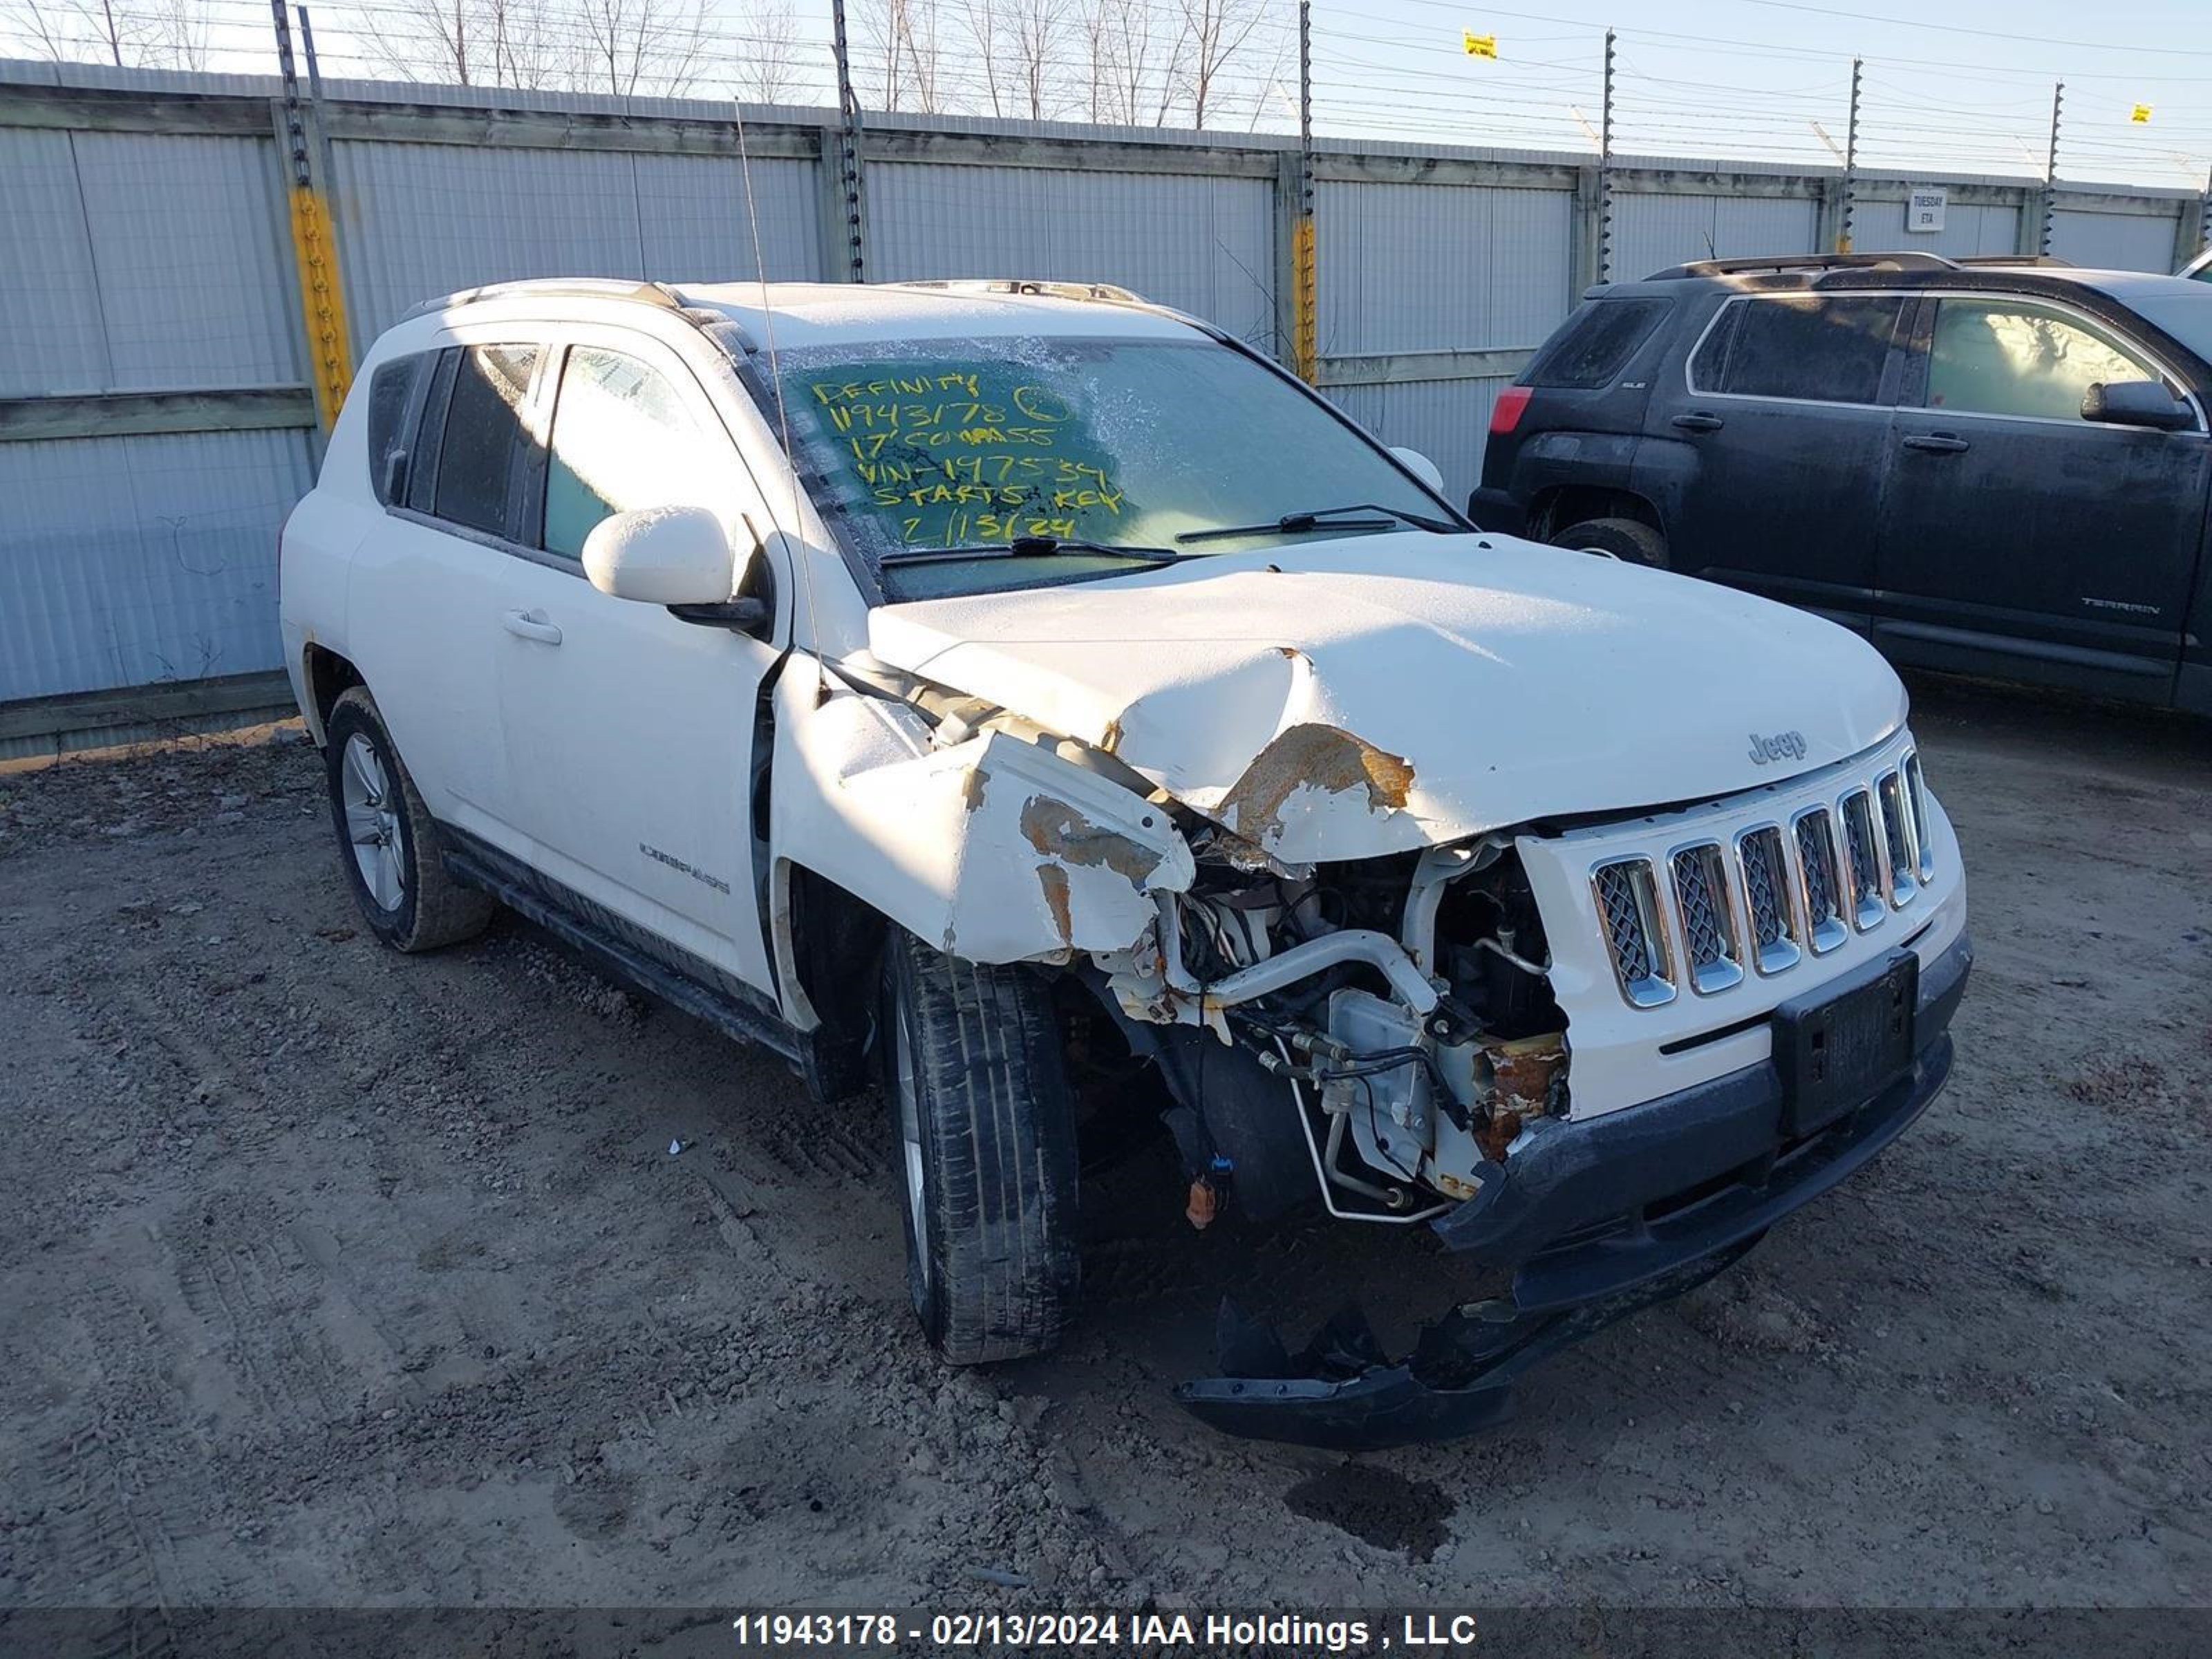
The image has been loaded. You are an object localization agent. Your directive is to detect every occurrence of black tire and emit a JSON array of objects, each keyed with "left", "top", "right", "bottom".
[
  {"left": 880, "top": 926, "right": 1080, "bottom": 1365},
  {"left": 323, "top": 686, "right": 494, "bottom": 953},
  {"left": 1553, "top": 515, "right": 1669, "bottom": 569}
]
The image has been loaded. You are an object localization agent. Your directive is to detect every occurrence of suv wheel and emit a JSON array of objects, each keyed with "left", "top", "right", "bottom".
[
  {"left": 880, "top": 926, "right": 1080, "bottom": 1365},
  {"left": 323, "top": 686, "right": 494, "bottom": 953},
  {"left": 1553, "top": 516, "right": 1669, "bottom": 568}
]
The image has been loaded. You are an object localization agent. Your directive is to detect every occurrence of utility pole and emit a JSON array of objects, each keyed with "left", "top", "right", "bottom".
[
  {"left": 1598, "top": 27, "right": 1615, "bottom": 282},
  {"left": 1293, "top": 0, "right": 1315, "bottom": 384},
  {"left": 2041, "top": 79, "right": 2064, "bottom": 257},
  {"left": 829, "top": 0, "right": 868, "bottom": 282},
  {"left": 1839, "top": 55, "right": 1861, "bottom": 253}
]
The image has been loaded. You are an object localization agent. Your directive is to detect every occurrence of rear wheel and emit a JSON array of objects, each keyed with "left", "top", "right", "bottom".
[
  {"left": 1552, "top": 515, "right": 1669, "bottom": 569},
  {"left": 323, "top": 686, "right": 494, "bottom": 953},
  {"left": 880, "top": 926, "right": 1080, "bottom": 1365}
]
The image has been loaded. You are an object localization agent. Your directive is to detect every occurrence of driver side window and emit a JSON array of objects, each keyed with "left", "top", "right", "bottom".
[
  {"left": 1926, "top": 299, "right": 2158, "bottom": 422},
  {"left": 541, "top": 346, "right": 724, "bottom": 559}
]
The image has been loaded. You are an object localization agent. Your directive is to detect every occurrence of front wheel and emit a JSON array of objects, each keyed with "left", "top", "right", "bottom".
[
  {"left": 881, "top": 927, "right": 1080, "bottom": 1365},
  {"left": 1551, "top": 515, "right": 1669, "bottom": 568}
]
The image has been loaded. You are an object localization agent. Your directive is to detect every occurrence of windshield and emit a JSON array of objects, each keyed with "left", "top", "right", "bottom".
[{"left": 769, "top": 335, "right": 1452, "bottom": 600}]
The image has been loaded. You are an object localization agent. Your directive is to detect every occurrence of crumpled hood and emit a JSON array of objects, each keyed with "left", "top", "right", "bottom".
[{"left": 866, "top": 532, "right": 1906, "bottom": 863}]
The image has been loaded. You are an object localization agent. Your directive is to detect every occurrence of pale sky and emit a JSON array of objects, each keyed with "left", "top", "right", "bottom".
[{"left": 10, "top": 0, "right": 2208, "bottom": 188}]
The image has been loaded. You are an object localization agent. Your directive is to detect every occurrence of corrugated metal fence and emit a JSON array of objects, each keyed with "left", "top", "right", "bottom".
[{"left": 3, "top": 58, "right": 2205, "bottom": 750}]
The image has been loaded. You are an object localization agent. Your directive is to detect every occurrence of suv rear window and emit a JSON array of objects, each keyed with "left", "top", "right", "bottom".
[
  {"left": 433, "top": 344, "right": 541, "bottom": 538},
  {"left": 1529, "top": 299, "right": 1669, "bottom": 389},
  {"left": 1691, "top": 294, "right": 1906, "bottom": 405}
]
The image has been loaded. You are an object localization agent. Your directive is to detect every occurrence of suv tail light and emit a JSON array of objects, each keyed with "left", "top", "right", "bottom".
[{"left": 1489, "top": 385, "right": 1533, "bottom": 435}]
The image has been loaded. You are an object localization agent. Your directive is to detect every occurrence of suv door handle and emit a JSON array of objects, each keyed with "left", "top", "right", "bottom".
[
  {"left": 1902, "top": 433, "right": 1971, "bottom": 454},
  {"left": 502, "top": 610, "right": 563, "bottom": 645},
  {"left": 1671, "top": 412, "right": 1725, "bottom": 433}
]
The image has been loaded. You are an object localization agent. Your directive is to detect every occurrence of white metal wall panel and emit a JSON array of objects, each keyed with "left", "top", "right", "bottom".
[
  {"left": 631, "top": 153, "right": 824, "bottom": 284},
  {"left": 70, "top": 131, "right": 303, "bottom": 389},
  {"left": 1318, "top": 182, "right": 1574, "bottom": 357},
  {"left": 0, "top": 429, "right": 312, "bottom": 701},
  {"left": 1850, "top": 198, "right": 2020, "bottom": 257},
  {"left": 2050, "top": 208, "right": 2182, "bottom": 272},
  {"left": 1326, "top": 378, "right": 1508, "bottom": 511},
  {"left": 1611, "top": 192, "right": 1819, "bottom": 282},
  {"left": 865, "top": 164, "right": 1277, "bottom": 347},
  {"left": 0, "top": 128, "right": 109, "bottom": 396}
]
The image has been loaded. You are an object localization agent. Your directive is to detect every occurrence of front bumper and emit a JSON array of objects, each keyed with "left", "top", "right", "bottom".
[{"left": 1175, "top": 931, "right": 1971, "bottom": 1449}]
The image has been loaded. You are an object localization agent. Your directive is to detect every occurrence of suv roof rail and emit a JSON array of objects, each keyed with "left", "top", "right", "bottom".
[
  {"left": 1645, "top": 251, "right": 1959, "bottom": 281},
  {"left": 1951, "top": 254, "right": 2076, "bottom": 268},
  {"left": 888, "top": 278, "right": 1149, "bottom": 305},
  {"left": 400, "top": 279, "right": 682, "bottom": 323}
]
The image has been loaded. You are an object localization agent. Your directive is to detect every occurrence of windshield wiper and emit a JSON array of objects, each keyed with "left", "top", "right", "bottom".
[
  {"left": 1176, "top": 502, "right": 1459, "bottom": 545},
  {"left": 883, "top": 536, "right": 1180, "bottom": 566}
]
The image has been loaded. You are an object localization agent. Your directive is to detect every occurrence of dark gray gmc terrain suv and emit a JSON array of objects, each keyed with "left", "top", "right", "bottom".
[{"left": 1474, "top": 251, "right": 2212, "bottom": 715}]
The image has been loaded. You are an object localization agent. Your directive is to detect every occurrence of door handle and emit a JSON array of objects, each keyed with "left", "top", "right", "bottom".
[
  {"left": 502, "top": 610, "right": 563, "bottom": 645},
  {"left": 1902, "top": 433, "right": 1971, "bottom": 454},
  {"left": 1671, "top": 411, "right": 1725, "bottom": 433}
]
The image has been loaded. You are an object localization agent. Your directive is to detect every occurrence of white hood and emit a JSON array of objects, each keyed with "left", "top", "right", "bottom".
[{"left": 866, "top": 532, "right": 1906, "bottom": 863}]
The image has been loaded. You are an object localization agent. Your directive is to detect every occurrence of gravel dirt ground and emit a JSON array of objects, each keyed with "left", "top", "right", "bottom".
[{"left": 1, "top": 677, "right": 2209, "bottom": 1631}]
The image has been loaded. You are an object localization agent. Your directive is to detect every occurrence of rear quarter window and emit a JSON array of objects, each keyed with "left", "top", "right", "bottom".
[
  {"left": 1528, "top": 298, "right": 1671, "bottom": 388},
  {"left": 364, "top": 353, "right": 428, "bottom": 506}
]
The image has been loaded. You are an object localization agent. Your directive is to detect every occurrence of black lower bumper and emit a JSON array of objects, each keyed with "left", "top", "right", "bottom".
[
  {"left": 1465, "top": 486, "right": 1528, "bottom": 537},
  {"left": 1176, "top": 930, "right": 1972, "bottom": 1450}
]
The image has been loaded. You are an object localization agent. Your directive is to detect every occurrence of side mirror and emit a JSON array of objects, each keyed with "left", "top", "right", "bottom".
[
  {"left": 1390, "top": 446, "right": 1446, "bottom": 493},
  {"left": 2081, "top": 379, "right": 2195, "bottom": 432},
  {"left": 581, "top": 505, "right": 737, "bottom": 605}
]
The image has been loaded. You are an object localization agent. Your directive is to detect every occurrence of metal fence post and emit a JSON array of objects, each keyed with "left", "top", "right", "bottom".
[
  {"left": 828, "top": 0, "right": 868, "bottom": 281},
  {"left": 1597, "top": 28, "right": 1615, "bottom": 283},
  {"left": 1838, "top": 56, "right": 1860, "bottom": 253},
  {"left": 1291, "top": 0, "right": 1316, "bottom": 384},
  {"left": 268, "top": 0, "right": 352, "bottom": 433},
  {"left": 2041, "top": 79, "right": 2064, "bottom": 257}
]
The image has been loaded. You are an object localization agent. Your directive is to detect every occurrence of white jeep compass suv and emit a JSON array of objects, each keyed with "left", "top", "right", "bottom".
[{"left": 281, "top": 276, "right": 1971, "bottom": 1448}]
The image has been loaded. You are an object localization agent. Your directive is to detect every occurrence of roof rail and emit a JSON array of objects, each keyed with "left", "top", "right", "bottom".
[
  {"left": 889, "top": 278, "right": 1149, "bottom": 305},
  {"left": 400, "top": 279, "right": 681, "bottom": 323},
  {"left": 1952, "top": 254, "right": 2076, "bottom": 268},
  {"left": 1645, "top": 251, "right": 1959, "bottom": 281}
]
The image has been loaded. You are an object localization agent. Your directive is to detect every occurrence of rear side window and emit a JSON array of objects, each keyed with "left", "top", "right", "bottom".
[
  {"left": 433, "top": 344, "right": 541, "bottom": 538},
  {"left": 1530, "top": 298, "right": 1669, "bottom": 388},
  {"left": 364, "top": 354, "right": 427, "bottom": 505},
  {"left": 1691, "top": 294, "right": 1907, "bottom": 404}
]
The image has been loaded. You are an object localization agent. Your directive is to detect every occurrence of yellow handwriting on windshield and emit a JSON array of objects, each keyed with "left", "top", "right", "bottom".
[{"left": 807, "top": 371, "right": 1128, "bottom": 547}]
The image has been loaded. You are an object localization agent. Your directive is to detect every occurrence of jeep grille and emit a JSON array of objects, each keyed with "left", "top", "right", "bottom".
[{"left": 1587, "top": 747, "right": 1937, "bottom": 1009}]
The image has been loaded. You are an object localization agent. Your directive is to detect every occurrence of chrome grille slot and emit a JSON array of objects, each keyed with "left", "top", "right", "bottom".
[
  {"left": 1669, "top": 842, "right": 1743, "bottom": 994},
  {"left": 1592, "top": 858, "right": 1674, "bottom": 1007},
  {"left": 1839, "top": 788, "right": 1886, "bottom": 930},
  {"left": 1792, "top": 807, "right": 1848, "bottom": 955},
  {"left": 1735, "top": 824, "right": 1800, "bottom": 975},
  {"left": 1877, "top": 769, "right": 1918, "bottom": 906},
  {"left": 1902, "top": 751, "right": 1934, "bottom": 881}
]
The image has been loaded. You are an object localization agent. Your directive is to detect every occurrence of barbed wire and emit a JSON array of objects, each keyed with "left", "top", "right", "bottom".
[{"left": 3, "top": 0, "right": 2207, "bottom": 187}]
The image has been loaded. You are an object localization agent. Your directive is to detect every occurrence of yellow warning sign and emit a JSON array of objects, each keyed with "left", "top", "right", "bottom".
[{"left": 1463, "top": 30, "right": 1497, "bottom": 58}]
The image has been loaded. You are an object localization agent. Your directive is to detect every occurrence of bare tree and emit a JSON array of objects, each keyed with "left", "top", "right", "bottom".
[
  {"left": 144, "top": 0, "right": 209, "bottom": 68},
  {"left": 855, "top": 0, "right": 941, "bottom": 113},
  {"left": 1174, "top": 0, "right": 1270, "bottom": 129},
  {"left": 1082, "top": 0, "right": 1186, "bottom": 127},
  {"left": 573, "top": 0, "right": 709, "bottom": 98},
  {"left": 360, "top": 0, "right": 482, "bottom": 85},
  {"left": 729, "top": 0, "right": 805, "bottom": 104},
  {"left": 956, "top": 0, "right": 1006, "bottom": 117},
  {"left": 1004, "top": 0, "right": 1067, "bottom": 120},
  {"left": 2, "top": 0, "right": 160, "bottom": 66}
]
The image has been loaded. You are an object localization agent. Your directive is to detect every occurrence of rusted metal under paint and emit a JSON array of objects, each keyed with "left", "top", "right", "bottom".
[
  {"left": 1215, "top": 722, "right": 1415, "bottom": 847},
  {"left": 1020, "top": 793, "right": 1165, "bottom": 885}
]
